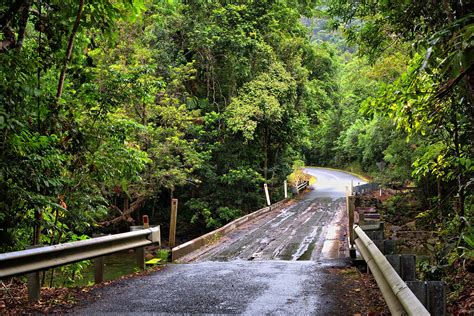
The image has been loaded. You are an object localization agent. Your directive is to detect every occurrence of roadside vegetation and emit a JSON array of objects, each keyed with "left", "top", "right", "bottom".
[
  {"left": 320, "top": 1, "right": 473, "bottom": 311},
  {"left": 0, "top": 0, "right": 472, "bottom": 310}
]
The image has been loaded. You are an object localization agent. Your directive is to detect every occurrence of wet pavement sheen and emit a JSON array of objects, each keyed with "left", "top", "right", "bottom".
[{"left": 74, "top": 167, "right": 366, "bottom": 314}]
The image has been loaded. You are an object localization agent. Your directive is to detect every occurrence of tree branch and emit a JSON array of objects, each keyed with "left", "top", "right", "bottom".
[
  {"left": 99, "top": 197, "right": 146, "bottom": 226},
  {"left": 434, "top": 64, "right": 474, "bottom": 100}
]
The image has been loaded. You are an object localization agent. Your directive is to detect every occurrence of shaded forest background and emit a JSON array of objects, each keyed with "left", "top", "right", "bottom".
[{"left": 0, "top": 0, "right": 472, "bottom": 304}]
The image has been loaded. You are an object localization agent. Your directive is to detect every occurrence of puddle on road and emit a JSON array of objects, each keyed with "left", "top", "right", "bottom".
[
  {"left": 277, "top": 243, "right": 300, "bottom": 260},
  {"left": 291, "top": 226, "right": 321, "bottom": 261},
  {"left": 297, "top": 241, "right": 317, "bottom": 261}
]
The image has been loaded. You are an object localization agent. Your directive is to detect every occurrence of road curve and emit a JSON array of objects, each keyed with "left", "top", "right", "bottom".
[
  {"left": 304, "top": 167, "right": 366, "bottom": 198},
  {"left": 74, "top": 167, "right": 368, "bottom": 314},
  {"left": 177, "top": 167, "right": 366, "bottom": 262}
]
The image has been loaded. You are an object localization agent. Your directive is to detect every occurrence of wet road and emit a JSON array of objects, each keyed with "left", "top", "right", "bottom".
[
  {"left": 75, "top": 167, "right": 366, "bottom": 314},
  {"left": 177, "top": 167, "right": 366, "bottom": 262},
  {"left": 76, "top": 259, "right": 357, "bottom": 314},
  {"left": 303, "top": 167, "right": 365, "bottom": 198}
]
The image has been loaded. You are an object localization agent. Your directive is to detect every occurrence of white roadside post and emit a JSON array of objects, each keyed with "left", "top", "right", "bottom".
[
  {"left": 264, "top": 183, "right": 271, "bottom": 206},
  {"left": 284, "top": 180, "right": 288, "bottom": 199}
]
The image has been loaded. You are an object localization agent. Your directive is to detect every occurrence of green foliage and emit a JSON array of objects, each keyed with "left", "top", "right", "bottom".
[
  {"left": 156, "top": 249, "right": 171, "bottom": 263},
  {"left": 59, "top": 260, "right": 91, "bottom": 287},
  {"left": 1, "top": 1, "right": 469, "bottom": 298},
  {"left": 226, "top": 62, "right": 296, "bottom": 141},
  {"left": 324, "top": 2, "right": 473, "bottom": 305},
  {"left": 382, "top": 136, "right": 420, "bottom": 184},
  {"left": 2, "top": 0, "right": 337, "bottom": 254},
  {"left": 382, "top": 194, "right": 423, "bottom": 223},
  {"left": 287, "top": 160, "right": 312, "bottom": 186}
]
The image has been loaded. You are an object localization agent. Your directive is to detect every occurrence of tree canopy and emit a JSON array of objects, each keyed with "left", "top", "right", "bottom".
[{"left": 0, "top": 1, "right": 472, "bottom": 299}]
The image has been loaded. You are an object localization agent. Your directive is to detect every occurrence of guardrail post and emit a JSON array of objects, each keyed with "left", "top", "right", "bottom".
[
  {"left": 407, "top": 281, "right": 446, "bottom": 315},
  {"left": 27, "top": 271, "right": 40, "bottom": 302},
  {"left": 129, "top": 225, "right": 146, "bottom": 270},
  {"left": 136, "top": 247, "right": 145, "bottom": 270},
  {"left": 427, "top": 281, "right": 446, "bottom": 315},
  {"left": 26, "top": 245, "right": 41, "bottom": 301},
  {"left": 94, "top": 256, "right": 105, "bottom": 283},
  {"left": 347, "top": 195, "right": 356, "bottom": 258},
  {"left": 386, "top": 254, "right": 416, "bottom": 281},
  {"left": 401, "top": 254, "right": 416, "bottom": 281},
  {"left": 383, "top": 240, "right": 397, "bottom": 255},
  {"left": 284, "top": 180, "right": 288, "bottom": 199},
  {"left": 169, "top": 199, "right": 178, "bottom": 248},
  {"left": 136, "top": 215, "right": 150, "bottom": 270},
  {"left": 92, "top": 234, "right": 105, "bottom": 281}
]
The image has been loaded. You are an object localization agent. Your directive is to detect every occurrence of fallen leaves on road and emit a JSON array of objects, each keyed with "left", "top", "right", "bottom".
[{"left": 325, "top": 265, "right": 389, "bottom": 315}]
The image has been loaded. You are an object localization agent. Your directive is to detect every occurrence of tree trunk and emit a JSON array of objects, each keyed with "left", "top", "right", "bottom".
[
  {"left": 15, "top": 0, "right": 30, "bottom": 49},
  {"left": 33, "top": 209, "right": 41, "bottom": 245},
  {"left": 56, "top": 0, "right": 84, "bottom": 102}
]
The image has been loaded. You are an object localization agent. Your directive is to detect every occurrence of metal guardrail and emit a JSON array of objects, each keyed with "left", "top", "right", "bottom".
[
  {"left": 353, "top": 225, "right": 429, "bottom": 315},
  {"left": 0, "top": 226, "right": 161, "bottom": 279},
  {"left": 353, "top": 182, "right": 380, "bottom": 194}
]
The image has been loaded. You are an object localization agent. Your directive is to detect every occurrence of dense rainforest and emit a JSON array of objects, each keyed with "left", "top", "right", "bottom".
[{"left": 0, "top": 0, "right": 472, "bottom": 305}]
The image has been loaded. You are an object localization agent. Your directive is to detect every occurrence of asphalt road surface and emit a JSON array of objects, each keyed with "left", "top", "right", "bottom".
[{"left": 75, "top": 167, "right": 366, "bottom": 314}]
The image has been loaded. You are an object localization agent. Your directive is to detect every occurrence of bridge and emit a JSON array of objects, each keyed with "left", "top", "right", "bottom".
[
  {"left": 72, "top": 167, "right": 367, "bottom": 314},
  {"left": 1, "top": 167, "right": 435, "bottom": 314}
]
